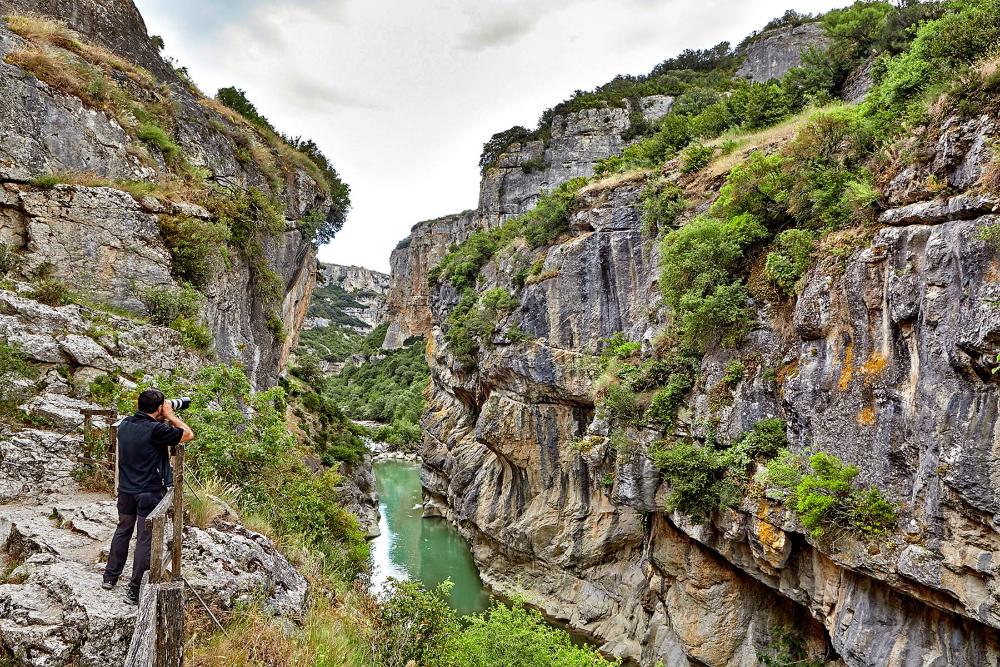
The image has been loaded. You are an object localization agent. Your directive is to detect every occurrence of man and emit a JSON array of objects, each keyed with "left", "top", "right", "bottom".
[{"left": 103, "top": 388, "right": 194, "bottom": 604}]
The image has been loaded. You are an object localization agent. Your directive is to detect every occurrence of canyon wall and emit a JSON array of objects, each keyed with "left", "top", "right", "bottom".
[
  {"left": 307, "top": 263, "right": 389, "bottom": 333},
  {"left": 0, "top": 1, "right": 333, "bottom": 388},
  {"left": 382, "top": 23, "right": 826, "bottom": 350},
  {"left": 420, "top": 109, "right": 1000, "bottom": 665}
]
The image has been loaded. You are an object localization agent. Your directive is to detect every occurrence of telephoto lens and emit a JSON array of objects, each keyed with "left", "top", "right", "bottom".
[{"left": 167, "top": 397, "right": 191, "bottom": 411}]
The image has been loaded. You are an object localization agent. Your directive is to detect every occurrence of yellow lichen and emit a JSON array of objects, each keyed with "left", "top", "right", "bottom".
[
  {"left": 857, "top": 405, "right": 876, "bottom": 426},
  {"left": 837, "top": 341, "right": 855, "bottom": 391}
]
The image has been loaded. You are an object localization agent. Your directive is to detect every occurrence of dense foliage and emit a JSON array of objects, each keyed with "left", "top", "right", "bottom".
[
  {"left": 372, "top": 582, "right": 619, "bottom": 667},
  {"left": 649, "top": 418, "right": 787, "bottom": 520}
]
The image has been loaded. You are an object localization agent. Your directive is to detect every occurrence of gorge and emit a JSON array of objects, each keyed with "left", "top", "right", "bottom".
[{"left": 1, "top": 1, "right": 1000, "bottom": 666}]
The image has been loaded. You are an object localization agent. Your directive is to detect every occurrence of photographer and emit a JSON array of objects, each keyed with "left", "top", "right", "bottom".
[{"left": 102, "top": 388, "right": 194, "bottom": 605}]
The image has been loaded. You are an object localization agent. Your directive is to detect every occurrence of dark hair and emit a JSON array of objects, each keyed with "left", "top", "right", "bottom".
[{"left": 138, "top": 388, "right": 165, "bottom": 414}]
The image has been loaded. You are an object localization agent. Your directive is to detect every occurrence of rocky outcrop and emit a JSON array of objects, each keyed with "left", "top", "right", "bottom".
[
  {"left": 383, "top": 97, "right": 676, "bottom": 350},
  {"left": 419, "top": 109, "right": 1000, "bottom": 665},
  {"left": 736, "top": 23, "right": 830, "bottom": 83},
  {"left": 382, "top": 210, "right": 477, "bottom": 349},
  {"left": 306, "top": 263, "right": 389, "bottom": 333},
  {"left": 0, "top": 4, "right": 331, "bottom": 388}
]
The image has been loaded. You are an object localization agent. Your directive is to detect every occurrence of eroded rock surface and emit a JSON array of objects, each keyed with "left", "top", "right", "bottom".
[
  {"left": 419, "top": 109, "right": 1000, "bottom": 665},
  {"left": 736, "top": 22, "right": 830, "bottom": 83}
]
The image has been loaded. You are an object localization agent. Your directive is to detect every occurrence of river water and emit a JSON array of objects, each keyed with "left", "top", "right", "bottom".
[{"left": 369, "top": 459, "right": 491, "bottom": 616}]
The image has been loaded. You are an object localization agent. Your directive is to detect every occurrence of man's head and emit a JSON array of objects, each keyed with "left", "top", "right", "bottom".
[{"left": 138, "top": 388, "right": 166, "bottom": 419}]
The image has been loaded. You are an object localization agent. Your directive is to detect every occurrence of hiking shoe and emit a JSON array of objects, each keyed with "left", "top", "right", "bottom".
[
  {"left": 101, "top": 576, "right": 117, "bottom": 590},
  {"left": 124, "top": 588, "right": 139, "bottom": 605}
]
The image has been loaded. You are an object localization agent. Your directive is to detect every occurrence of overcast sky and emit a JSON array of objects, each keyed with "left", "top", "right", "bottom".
[{"left": 134, "top": 0, "right": 844, "bottom": 273}]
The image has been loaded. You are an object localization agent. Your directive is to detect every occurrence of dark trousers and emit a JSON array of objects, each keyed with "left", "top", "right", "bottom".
[{"left": 104, "top": 490, "right": 164, "bottom": 593}]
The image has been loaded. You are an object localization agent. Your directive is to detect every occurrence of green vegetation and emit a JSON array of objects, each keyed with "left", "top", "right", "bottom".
[
  {"left": 641, "top": 180, "right": 686, "bottom": 236},
  {"left": 443, "top": 288, "right": 519, "bottom": 369},
  {"left": 979, "top": 222, "right": 1000, "bottom": 251},
  {"left": 757, "top": 626, "right": 825, "bottom": 667},
  {"left": 28, "top": 277, "right": 73, "bottom": 306},
  {"left": 650, "top": 418, "right": 787, "bottom": 520},
  {"left": 140, "top": 284, "right": 213, "bottom": 352},
  {"left": 764, "top": 229, "right": 817, "bottom": 296},
  {"left": 106, "top": 364, "right": 369, "bottom": 575},
  {"left": 372, "top": 582, "right": 620, "bottom": 667},
  {"left": 0, "top": 342, "right": 40, "bottom": 425},
  {"left": 765, "top": 450, "right": 898, "bottom": 539},
  {"left": 216, "top": 86, "right": 351, "bottom": 243},
  {"left": 680, "top": 142, "right": 714, "bottom": 173},
  {"left": 430, "top": 178, "right": 586, "bottom": 290},
  {"left": 158, "top": 214, "right": 231, "bottom": 288},
  {"left": 317, "top": 333, "right": 429, "bottom": 448}
]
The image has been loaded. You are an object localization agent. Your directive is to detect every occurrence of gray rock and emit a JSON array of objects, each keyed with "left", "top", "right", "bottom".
[{"left": 736, "top": 23, "right": 830, "bottom": 83}]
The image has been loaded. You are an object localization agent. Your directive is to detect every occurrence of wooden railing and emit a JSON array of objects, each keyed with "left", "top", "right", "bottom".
[{"left": 124, "top": 444, "right": 186, "bottom": 667}]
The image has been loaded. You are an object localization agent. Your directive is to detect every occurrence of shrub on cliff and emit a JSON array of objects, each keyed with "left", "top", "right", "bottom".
[
  {"left": 158, "top": 214, "right": 231, "bottom": 288},
  {"left": 659, "top": 213, "right": 766, "bottom": 349},
  {"left": 764, "top": 450, "right": 898, "bottom": 539},
  {"left": 764, "top": 229, "right": 817, "bottom": 296},
  {"left": 443, "top": 288, "right": 519, "bottom": 369}
]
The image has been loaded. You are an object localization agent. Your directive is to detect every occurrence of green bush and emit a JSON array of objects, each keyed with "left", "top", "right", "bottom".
[
  {"left": 600, "top": 332, "right": 641, "bottom": 361},
  {"left": 438, "top": 601, "right": 621, "bottom": 667},
  {"left": 323, "top": 334, "right": 429, "bottom": 427},
  {"left": 764, "top": 229, "right": 816, "bottom": 296},
  {"left": 650, "top": 439, "right": 735, "bottom": 520},
  {"left": 644, "top": 372, "right": 694, "bottom": 431},
  {"left": 0, "top": 342, "right": 40, "bottom": 422},
  {"left": 758, "top": 626, "right": 825, "bottom": 667},
  {"left": 680, "top": 142, "right": 714, "bottom": 173},
  {"left": 765, "top": 450, "right": 898, "bottom": 539},
  {"left": 431, "top": 179, "right": 585, "bottom": 290},
  {"left": 722, "top": 359, "right": 746, "bottom": 384},
  {"left": 443, "top": 288, "right": 518, "bottom": 369},
  {"left": 659, "top": 213, "right": 766, "bottom": 349},
  {"left": 374, "top": 582, "right": 619, "bottom": 667},
  {"left": 136, "top": 121, "right": 181, "bottom": 162},
  {"left": 141, "top": 284, "right": 201, "bottom": 326},
  {"left": 978, "top": 223, "right": 1000, "bottom": 251},
  {"left": 641, "top": 180, "right": 686, "bottom": 236},
  {"left": 598, "top": 383, "right": 640, "bottom": 425},
  {"left": 29, "top": 278, "right": 73, "bottom": 306},
  {"left": 0, "top": 243, "right": 17, "bottom": 275},
  {"left": 158, "top": 214, "right": 231, "bottom": 288},
  {"left": 729, "top": 81, "right": 791, "bottom": 130}
]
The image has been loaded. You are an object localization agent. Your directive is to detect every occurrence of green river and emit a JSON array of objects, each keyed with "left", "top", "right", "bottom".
[{"left": 370, "top": 459, "right": 491, "bottom": 616}]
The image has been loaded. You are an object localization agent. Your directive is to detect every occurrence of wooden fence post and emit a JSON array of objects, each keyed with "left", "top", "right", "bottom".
[
  {"left": 154, "top": 581, "right": 184, "bottom": 667},
  {"left": 171, "top": 445, "right": 183, "bottom": 580}
]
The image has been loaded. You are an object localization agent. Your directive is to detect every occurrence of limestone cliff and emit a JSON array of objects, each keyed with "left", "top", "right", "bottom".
[
  {"left": 0, "top": 1, "right": 337, "bottom": 388},
  {"left": 308, "top": 263, "right": 389, "bottom": 333},
  {"left": 415, "top": 50, "right": 1000, "bottom": 666},
  {"left": 735, "top": 23, "right": 830, "bottom": 83},
  {"left": 383, "top": 210, "right": 477, "bottom": 349}
]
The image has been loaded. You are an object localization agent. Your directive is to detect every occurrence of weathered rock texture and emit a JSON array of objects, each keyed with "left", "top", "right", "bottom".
[
  {"left": 383, "top": 210, "right": 477, "bottom": 349},
  {"left": 0, "top": 2, "right": 329, "bottom": 388},
  {"left": 736, "top": 22, "right": 830, "bottom": 83},
  {"left": 419, "top": 108, "right": 1000, "bottom": 666},
  {"left": 0, "top": 287, "right": 309, "bottom": 665},
  {"left": 383, "top": 97, "right": 676, "bottom": 350},
  {"left": 306, "top": 262, "right": 389, "bottom": 333}
]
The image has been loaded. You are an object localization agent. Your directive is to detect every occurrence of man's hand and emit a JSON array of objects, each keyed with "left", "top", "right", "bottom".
[{"left": 161, "top": 401, "right": 194, "bottom": 443}]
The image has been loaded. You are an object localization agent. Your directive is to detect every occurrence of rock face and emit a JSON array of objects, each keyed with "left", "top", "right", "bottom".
[
  {"left": 736, "top": 23, "right": 830, "bottom": 83},
  {"left": 383, "top": 97, "right": 676, "bottom": 349},
  {"left": 382, "top": 210, "right": 477, "bottom": 349},
  {"left": 0, "top": 287, "right": 309, "bottom": 665},
  {"left": 419, "top": 108, "right": 1000, "bottom": 665},
  {"left": 0, "top": 2, "right": 328, "bottom": 389},
  {"left": 307, "top": 263, "right": 389, "bottom": 333}
]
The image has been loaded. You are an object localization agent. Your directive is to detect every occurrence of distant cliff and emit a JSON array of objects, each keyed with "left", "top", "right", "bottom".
[
  {"left": 308, "top": 263, "right": 389, "bottom": 334},
  {"left": 382, "top": 23, "right": 826, "bottom": 350}
]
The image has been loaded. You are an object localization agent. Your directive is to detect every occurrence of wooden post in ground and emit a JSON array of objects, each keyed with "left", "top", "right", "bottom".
[
  {"left": 146, "top": 489, "right": 173, "bottom": 584},
  {"left": 154, "top": 580, "right": 184, "bottom": 667},
  {"left": 170, "top": 445, "right": 183, "bottom": 580}
]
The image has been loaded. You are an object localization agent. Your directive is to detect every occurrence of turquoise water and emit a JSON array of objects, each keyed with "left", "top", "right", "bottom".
[{"left": 370, "top": 459, "right": 491, "bottom": 616}]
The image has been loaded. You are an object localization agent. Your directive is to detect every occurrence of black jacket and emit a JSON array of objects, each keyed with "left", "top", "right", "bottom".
[{"left": 116, "top": 412, "right": 182, "bottom": 494}]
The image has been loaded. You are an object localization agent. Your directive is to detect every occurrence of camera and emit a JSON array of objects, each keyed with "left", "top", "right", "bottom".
[{"left": 166, "top": 397, "right": 191, "bottom": 411}]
